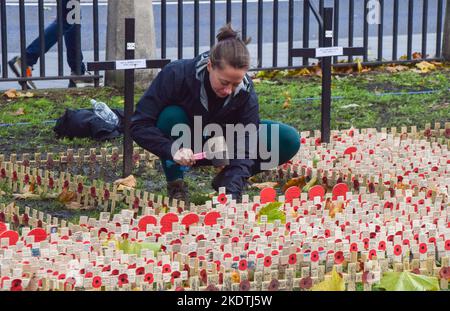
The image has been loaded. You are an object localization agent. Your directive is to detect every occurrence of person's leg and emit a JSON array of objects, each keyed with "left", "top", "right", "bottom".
[
  {"left": 25, "top": 0, "right": 72, "bottom": 67},
  {"left": 211, "top": 121, "right": 300, "bottom": 201},
  {"left": 157, "top": 105, "right": 191, "bottom": 182},
  {"left": 64, "top": 26, "right": 85, "bottom": 74},
  {"left": 254, "top": 120, "right": 301, "bottom": 174}
]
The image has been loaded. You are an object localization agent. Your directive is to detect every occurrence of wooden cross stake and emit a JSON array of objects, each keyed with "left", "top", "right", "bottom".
[
  {"left": 290, "top": 1, "right": 365, "bottom": 143},
  {"left": 87, "top": 18, "right": 170, "bottom": 177}
]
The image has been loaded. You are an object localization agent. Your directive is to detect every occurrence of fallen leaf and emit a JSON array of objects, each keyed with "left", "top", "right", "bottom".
[
  {"left": 3, "top": 89, "right": 18, "bottom": 99},
  {"left": 385, "top": 65, "right": 409, "bottom": 73},
  {"left": 65, "top": 202, "right": 95, "bottom": 210},
  {"left": 13, "top": 193, "right": 41, "bottom": 200},
  {"left": 282, "top": 177, "right": 306, "bottom": 193},
  {"left": 251, "top": 181, "right": 279, "bottom": 190},
  {"left": 416, "top": 61, "right": 436, "bottom": 73},
  {"left": 412, "top": 52, "right": 423, "bottom": 59},
  {"left": 282, "top": 101, "right": 291, "bottom": 109},
  {"left": 11, "top": 108, "right": 25, "bottom": 116},
  {"left": 356, "top": 59, "right": 363, "bottom": 73},
  {"left": 252, "top": 78, "right": 261, "bottom": 84},
  {"left": 19, "top": 91, "right": 34, "bottom": 98},
  {"left": 114, "top": 175, "right": 137, "bottom": 190},
  {"left": 58, "top": 188, "right": 77, "bottom": 203}
]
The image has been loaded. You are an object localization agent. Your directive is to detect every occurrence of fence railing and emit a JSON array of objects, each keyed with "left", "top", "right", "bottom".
[
  {"left": 0, "top": 0, "right": 101, "bottom": 89},
  {"left": 0, "top": 0, "right": 448, "bottom": 88},
  {"left": 155, "top": 0, "right": 447, "bottom": 70}
]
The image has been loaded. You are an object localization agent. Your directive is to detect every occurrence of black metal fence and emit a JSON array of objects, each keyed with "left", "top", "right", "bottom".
[
  {"left": 155, "top": 0, "right": 447, "bottom": 70},
  {"left": 0, "top": 0, "right": 448, "bottom": 88},
  {"left": 0, "top": 0, "right": 100, "bottom": 88}
]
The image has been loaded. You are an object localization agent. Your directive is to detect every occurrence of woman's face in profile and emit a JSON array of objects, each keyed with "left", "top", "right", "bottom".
[{"left": 207, "top": 61, "right": 247, "bottom": 98}]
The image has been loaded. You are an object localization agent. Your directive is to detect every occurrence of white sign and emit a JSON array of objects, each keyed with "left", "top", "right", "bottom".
[
  {"left": 315, "top": 47, "right": 344, "bottom": 58},
  {"left": 116, "top": 59, "right": 147, "bottom": 70}
]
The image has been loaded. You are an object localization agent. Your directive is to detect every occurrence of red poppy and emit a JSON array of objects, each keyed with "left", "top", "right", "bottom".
[
  {"left": 10, "top": 279, "right": 22, "bottom": 291},
  {"left": 77, "top": 183, "right": 83, "bottom": 194},
  {"left": 239, "top": 259, "right": 248, "bottom": 271},
  {"left": 264, "top": 256, "right": 272, "bottom": 268},
  {"left": 350, "top": 243, "right": 358, "bottom": 252},
  {"left": 92, "top": 276, "right": 102, "bottom": 289},
  {"left": 353, "top": 179, "right": 360, "bottom": 191},
  {"left": 217, "top": 193, "right": 228, "bottom": 205},
  {"left": 219, "top": 272, "right": 223, "bottom": 285},
  {"left": 362, "top": 271, "right": 374, "bottom": 284},
  {"left": 289, "top": 254, "right": 297, "bottom": 265},
  {"left": 162, "top": 264, "right": 171, "bottom": 274},
  {"left": 58, "top": 274, "right": 66, "bottom": 280},
  {"left": 268, "top": 279, "right": 280, "bottom": 291},
  {"left": 299, "top": 277, "right": 313, "bottom": 290},
  {"left": 403, "top": 239, "right": 410, "bottom": 246},
  {"left": 85, "top": 272, "right": 93, "bottom": 278},
  {"left": 206, "top": 284, "right": 219, "bottom": 291},
  {"left": 64, "top": 278, "right": 76, "bottom": 290},
  {"left": 361, "top": 239, "right": 370, "bottom": 252},
  {"left": 439, "top": 267, "right": 450, "bottom": 280},
  {"left": 239, "top": 280, "right": 250, "bottom": 291},
  {"left": 136, "top": 267, "right": 145, "bottom": 275},
  {"left": 394, "top": 244, "right": 402, "bottom": 256},
  {"left": 324, "top": 229, "right": 331, "bottom": 238},
  {"left": 419, "top": 243, "right": 428, "bottom": 254},
  {"left": 334, "top": 251, "right": 344, "bottom": 264},
  {"left": 118, "top": 274, "right": 129, "bottom": 287},
  {"left": 310, "top": 251, "right": 319, "bottom": 262},
  {"left": 378, "top": 241, "right": 386, "bottom": 251},
  {"left": 445, "top": 240, "right": 450, "bottom": 251},
  {"left": 175, "top": 286, "right": 185, "bottom": 291},
  {"left": 200, "top": 269, "right": 208, "bottom": 284},
  {"left": 368, "top": 249, "right": 377, "bottom": 260},
  {"left": 144, "top": 273, "right": 154, "bottom": 284},
  {"left": 104, "top": 189, "right": 110, "bottom": 201},
  {"left": 411, "top": 268, "right": 421, "bottom": 275}
]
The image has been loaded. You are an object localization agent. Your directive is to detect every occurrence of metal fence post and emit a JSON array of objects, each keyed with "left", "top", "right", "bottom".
[{"left": 443, "top": 0, "right": 450, "bottom": 60}]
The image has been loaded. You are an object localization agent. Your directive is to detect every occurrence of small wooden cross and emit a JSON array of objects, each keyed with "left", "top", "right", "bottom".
[
  {"left": 87, "top": 18, "right": 170, "bottom": 177},
  {"left": 290, "top": 1, "right": 365, "bottom": 143}
]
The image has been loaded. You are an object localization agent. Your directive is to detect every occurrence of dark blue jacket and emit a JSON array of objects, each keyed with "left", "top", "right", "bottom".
[{"left": 131, "top": 52, "right": 260, "bottom": 196}]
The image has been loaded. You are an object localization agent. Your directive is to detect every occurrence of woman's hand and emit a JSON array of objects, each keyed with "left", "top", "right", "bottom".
[{"left": 173, "top": 148, "right": 196, "bottom": 167}]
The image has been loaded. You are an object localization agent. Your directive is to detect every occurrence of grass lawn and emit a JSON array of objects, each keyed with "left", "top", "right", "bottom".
[{"left": 0, "top": 65, "right": 449, "bottom": 222}]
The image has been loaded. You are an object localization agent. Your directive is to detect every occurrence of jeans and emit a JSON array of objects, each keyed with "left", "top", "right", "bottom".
[
  {"left": 25, "top": 0, "right": 85, "bottom": 74},
  {"left": 157, "top": 105, "right": 301, "bottom": 183}
]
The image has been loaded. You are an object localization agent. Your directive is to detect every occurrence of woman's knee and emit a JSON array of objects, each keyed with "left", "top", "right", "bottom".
[
  {"left": 157, "top": 105, "right": 190, "bottom": 137},
  {"left": 260, "top": 120, "right": 300, "bottom": 165}
]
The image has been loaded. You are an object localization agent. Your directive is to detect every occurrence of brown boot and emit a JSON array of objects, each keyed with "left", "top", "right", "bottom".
[{"left": 167, "top": 179, "right": 190, "bottom": 208}]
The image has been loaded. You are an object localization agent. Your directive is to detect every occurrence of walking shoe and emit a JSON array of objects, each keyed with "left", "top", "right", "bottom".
[
  {"left": 167, "top": 179, "right": 190, "bottom": 207},
  {"left": 8, "top": 56, "right": 37, "bottom": 89},
  {"left": 69, "top": 70, "right": 95, "bottom": 88}
]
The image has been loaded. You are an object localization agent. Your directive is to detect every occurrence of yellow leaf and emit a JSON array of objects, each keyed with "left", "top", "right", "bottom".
[
  {"left": 282, "top": 101, "right": 291, "bottom": 109},
  {"left": 416, "top": 61, "right": 436, "bottom": 73},
  {"left": 3, "top": 89, "right": 17, "bottom": 99},
  {"left": 311, "top": 268, "right": 345, "bottom": 291},
  {"left": 282, "top": 177, "right": 306, "bottom": 193},
  {"left": 114, "top": 175, "right": 137, "bottom": 190},
  {"left": 18, "top": 91, "right": 35, "bottom": 98},
  {"left": 251, "top": 181, "right": 279, "bottom": 190},
  {"left": 356, "top": 59, "right": 363, "bottom": 73}
]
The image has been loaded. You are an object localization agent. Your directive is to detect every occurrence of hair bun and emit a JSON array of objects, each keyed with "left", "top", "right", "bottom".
[{"left": 216, "top": 24, "right": 239, "bottom": 42}]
